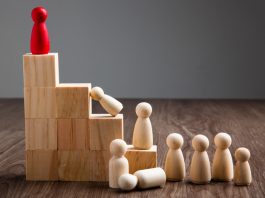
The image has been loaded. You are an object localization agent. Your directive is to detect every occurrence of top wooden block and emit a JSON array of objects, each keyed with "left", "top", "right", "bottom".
[{"left": 23, "top": 53, "right": 59, "bottom": 87}]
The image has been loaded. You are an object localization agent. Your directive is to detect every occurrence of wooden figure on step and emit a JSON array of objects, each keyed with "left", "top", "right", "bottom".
[
  {"left": 189, "top": 134, "right": 211, "bottom": 184},
  {"left": 234, "top": 147, "right": 252, "bottom": 185},
  {"left": 212, "top": 132, "right": 233, "bottom": 181},
  {"left": 132, "top": 102, "right": 153, "bottom": 150},
  {"left": 90, "top": 86, "right": 123, "bottom": 116},
  {"left": 164, "top": 133, "right": 185, "bottom": 181},
  {"left": 109, "top": 139, "right": 129, "bottom": 188}
]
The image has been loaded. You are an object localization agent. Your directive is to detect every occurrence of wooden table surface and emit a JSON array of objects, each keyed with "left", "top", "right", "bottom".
[{"left": 0, "top": 99, "right": 264, "bottom": 198}]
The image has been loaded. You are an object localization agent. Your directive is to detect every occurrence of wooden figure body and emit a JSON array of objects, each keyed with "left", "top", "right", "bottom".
[
  {"left": 189, "top": 134, "right": 211, "bottom": 184},
  {"left": 234, "top": 147, "right": 252, "bottom": 185},
  {"left": 164, "top": 133, "right": 185, "bottom": 181},
  {"left": 134, "top": 168, "right": 166, "bottom": 189},
  {"left": 30, "top": 7, "right": 50, "bottom": 54},
  {"left": 212, "top": 132, "right": 233, "bottom": 181},
  {"left": 109, "top": 139, "right": 129, "bottom": 188},
  {"left": 90, "top": 87, "right": 123, "bottom": 116},
  {"left": 132, "top": 102, "right": 153, "bottom": 149}
]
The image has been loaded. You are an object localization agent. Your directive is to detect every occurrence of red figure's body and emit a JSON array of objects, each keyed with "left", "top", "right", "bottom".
[{"left": 30, "top": 7, "right": 50, "bottom": 54}]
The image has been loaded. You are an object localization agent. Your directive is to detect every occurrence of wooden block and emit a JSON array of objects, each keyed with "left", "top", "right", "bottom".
[
  {"left": 23, "top": 53, "right": 59, "bottom": 87},
  {"left": 26, "top": 150, "right": 58, "bottom": 181},
  {"left": 56, "top": 83, "right": 91, "bottom": 118},
  {"left": 57, "top": 119, "right": 89, "bottom": 150},
  {"left": 25, "top": 119, "right": 57, "bottom": 150},
  {"left": 58, "top": 150, "right": 110, "bottom": 181},
  {"left": 24, "top": 87, "right": 57, "bottom": 118},
  {"left": 125, "top": 145, "right": 157, "bottom": 174},
  {"left": 89, "top": 114, "right": 123, "bottom": 150}
]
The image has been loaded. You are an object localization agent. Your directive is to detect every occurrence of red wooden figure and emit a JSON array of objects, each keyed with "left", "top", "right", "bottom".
[{"left": 30, "top": 7, "right": 50, "bottom": 54}]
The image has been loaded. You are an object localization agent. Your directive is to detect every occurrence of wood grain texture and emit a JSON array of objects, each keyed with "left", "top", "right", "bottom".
[
  {"left": 0, "top": 99, "right": 265, "bottom": 197},
  {"left": 56, "top": 83, "right": 91, "bottom": 118},
  {"left": 125, "top": 145, "right": 157, "bottom": 174},
  {"left": 58, "top": 150, "right": 109, "bottom": 181},
  {"left": 26, "top": 150, "right": 58, "bottom": 181},
  {"left": 25, "top": 119, "right": 57, "bottom": 150},
  {"left": 23, "top": 53, "right": 59, "bottom": 87},
  {"left": 24, "top": 87, "right": 57, "bottom": 118},
  {"left": 89, "top": 114, "right": 123, "bottom": 150},
  {"left": 57, "top": 119, "right": 89, "bottom": 150}
]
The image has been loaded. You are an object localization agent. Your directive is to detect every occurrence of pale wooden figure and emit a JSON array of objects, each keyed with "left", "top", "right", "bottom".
[
  {"left": 189, "top": 134, "right": 211, "bottom": 184},
  {"left": 90, "top": 87, "right": 123, "bottom": 116},
  {"left": 164, "top": 133, "right": 185, "bottom": 181},
  {"left": 132, "top": 102, "right": 153, "bottom": 150},
  {"left": 234, "top": 147, "right": 252, "bottom": 185},
  {"left": 134, "top": 167, "right": 166, "bottom": 189},
  {"left": 109, "top": 139, "right": 129, "bottom": 188},
  {"left": 212, "top": 132, "right": 233, "bottom": 181},
  {"left": 118, "top": 173, "right": 138, "bottom": 191}
]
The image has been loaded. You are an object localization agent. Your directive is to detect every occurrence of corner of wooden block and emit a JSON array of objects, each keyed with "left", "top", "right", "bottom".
[
  {"left": 89, "top": 114, "right": 124, "bottom": 150},
  {"left": 125, "top": 145, "right": 157, "bottom": 174}
]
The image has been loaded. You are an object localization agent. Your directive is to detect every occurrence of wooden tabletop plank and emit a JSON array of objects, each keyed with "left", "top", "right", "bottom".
[{"left": 0, "top": 99, "right": 264, "bottom": 198}]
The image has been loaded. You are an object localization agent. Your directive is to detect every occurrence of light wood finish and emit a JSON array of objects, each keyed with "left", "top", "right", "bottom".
[
  {"left": 58, "top": 150, "right": 110, "bottom": 181},
  {"left": 90, "top": 87, "right": 123, "bottom": 116},
  {"left": 118, "top": 173, "right": 138, "bottom": 191},
  {"left": 23, "top": 53, "right": 59, "bottom": 87},
  {"left": 212, "top": 132, "right": 233, "bottom": 181},
  {"left": 56, "top": 83, "right": 91, "bottom": 118},
  {"left": 57, "top": 119, "right": 89, "bottom": 150},
  {"left": 1, "top": 99, "right": 265, "bottom": 197},
  {"left": 189, "top": 134, "right": 211, "bottom": 184},
  {"left": 234, "top": 147, "right": 252, "bottom": 185},
  {"left": 125, "top": 145, "right": 157, "bottom": 174},
  {"left": 25, "top": 119, "right": 57, "bottom": 150},
  {"left": 132, "top": 102, "right": 153, "bottom": 149},
  {"left": 109, "top": 139, "right": 129, "bottom": 188},
  {"left": 164, "top": 133, "right": 185, "bottom": 181},
  {"left": 89, "top": 114, "right": 123, "bottom": 150},
  {"left": 24, "top": 87, "right": 57, "bottom": 118},
  {"left": 134, "top": 168, "right": 166, "bottom": 189},
  {"left": 26, "top": 150, "right": 58, "bottom": 181}
]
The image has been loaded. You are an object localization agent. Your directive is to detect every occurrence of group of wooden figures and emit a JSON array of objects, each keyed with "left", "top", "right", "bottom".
[{"left": 108, "top": 102, "right": 252, "bottom": 191}]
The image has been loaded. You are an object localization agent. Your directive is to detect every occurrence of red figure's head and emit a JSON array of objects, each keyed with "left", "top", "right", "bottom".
[{"left": 31, "top": 7, "right": 48, "bottom": 23}]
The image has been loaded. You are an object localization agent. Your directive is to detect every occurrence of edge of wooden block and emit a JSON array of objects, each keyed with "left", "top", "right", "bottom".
[
  {"left": 126, "top": 145, "right": 157, "bottom": 152},
  {"left": 89, "top": 114, "right": 123, "bottom": 119}
]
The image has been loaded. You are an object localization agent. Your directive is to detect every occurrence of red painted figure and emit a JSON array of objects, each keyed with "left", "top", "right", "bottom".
[{"left": 30, "top": 7, "right": 50, "bottom": 54}]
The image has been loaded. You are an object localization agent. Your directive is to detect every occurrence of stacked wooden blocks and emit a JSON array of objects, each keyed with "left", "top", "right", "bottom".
[{"left": 23, "top": 53, "right": 123, "bottom": 181}]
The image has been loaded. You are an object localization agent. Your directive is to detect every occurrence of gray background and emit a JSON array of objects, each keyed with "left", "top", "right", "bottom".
[{"left": 0, "top": 0, "right": 265, "bottom": 98}]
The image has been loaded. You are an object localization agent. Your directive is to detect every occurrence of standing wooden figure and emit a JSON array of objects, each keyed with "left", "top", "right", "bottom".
[
  {"left": 234, "top": 147, "right": 252, "bottom": 185},
  {"left": 189, "top": 134, "right": 211, "bottom": 184},
  {"left": 212, "top": 132, "right": 233, "bottom": 181},
  {"left": 132, "top": 102, "right": 153, "bottom": 150},
  {"left": 30, "top": 7, "right": 50, "bottom": 54},
  {"left": 109, "top": 139, "right": 129, "bottom": 188},
  {"left": 164, "top": 133, "right": 185, "bottom": 181}
]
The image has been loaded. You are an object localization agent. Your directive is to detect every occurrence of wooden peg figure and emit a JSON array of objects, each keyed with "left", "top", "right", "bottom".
[
  {"left": 132, "top": 102, "right": 153, "bottom": 150},
  {"left": 109, "top": 139, "right": 129, "bottom": 188},
  {"left": 212, "top": 132, "right": 233, "bottom": 181},
  {"left": 30, "top": 7, "right": 50, "bottom": 54},
  {"left": 189, "top": 134, "right": 211, "bottom": 184},
  {"left": 90, "top": 87, "right": 123, "bottom": 116},
  {"left": 164, "top": 133, "right": 185, "bottom": 181},
  {"left": 234, "top": 147, "right": 252, "bottom": 185}
]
